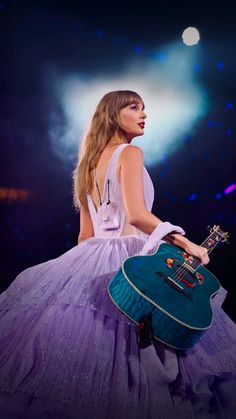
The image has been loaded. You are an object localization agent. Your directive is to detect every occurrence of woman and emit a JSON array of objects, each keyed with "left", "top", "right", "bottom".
[{"left": 0, "top": 90, "right": 235, "bottom": 418}]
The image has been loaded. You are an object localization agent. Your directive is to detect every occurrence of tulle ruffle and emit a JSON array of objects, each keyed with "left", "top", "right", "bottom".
[{"left": 0, "top": 235, "right": 236, "bottom": 418}]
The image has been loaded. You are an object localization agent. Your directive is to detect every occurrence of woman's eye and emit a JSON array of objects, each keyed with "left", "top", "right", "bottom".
[{"left": 130, "top": 105, "right": 138, "bottom": 110}]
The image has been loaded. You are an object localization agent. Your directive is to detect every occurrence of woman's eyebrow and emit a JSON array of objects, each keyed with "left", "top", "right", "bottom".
[
  {"left": 129, "top": 101, "right": 145, "bottom": 110},
  {"left": 138, "top": 100, "right": 145, "bottom": 110},
  {"left": 134, "top": 101, "right": 145, "bottom": 109}
]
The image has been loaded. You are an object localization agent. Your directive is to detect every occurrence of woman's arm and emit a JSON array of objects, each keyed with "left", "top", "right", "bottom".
[
  {"left": 120, "top": 145, "right": 209, "bottom": 265},
  {"left": 119, "top": 145, "right": 163, "bottom": 233},
  {"left": 77, "top": 204, "right": 94, "bottom": 244}
]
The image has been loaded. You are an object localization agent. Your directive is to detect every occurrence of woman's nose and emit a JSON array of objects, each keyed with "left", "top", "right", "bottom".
[{"left": 141, "top": 110, "right": 147, "bottom": 119}]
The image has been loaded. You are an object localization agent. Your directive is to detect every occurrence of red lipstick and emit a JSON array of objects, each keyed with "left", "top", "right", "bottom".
[{"left": 138, "top": 123, "right": 145, "bottom": 129}]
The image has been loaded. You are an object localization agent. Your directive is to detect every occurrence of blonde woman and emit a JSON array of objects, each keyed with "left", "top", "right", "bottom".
[{"left": 0, "top": 90, "right": 235, "bottom": 418}]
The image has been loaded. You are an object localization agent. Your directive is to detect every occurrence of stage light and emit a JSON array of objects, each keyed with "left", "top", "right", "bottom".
[
  {"left": 226, "top": 128, "right": 232, "bottom": 136},
  {"left": 216, "top": 61, "right": 224, "bottom": 70},
  {"left": 134, "top": 46, "right": 142, "bottom": 54},
  {"left": 182, "top": 27, "right": 200, "bottom": 46},
  {"left": 224, "top": 183, "right": 236, "bottom": 195},
  {"left": 189, "top": 193, "right": 197, "bottom": 201},
  {"left": 49, "top": 42, "right": 207, "bottom": 166},
  {"left": 193, "top": 63, "right": 201, "bottom": 72},
  {"left": 153, "top": 51, "right": 168, "bottom": 61},
  {"left": 0, "top": 187, "right": 31, "bottom": 202}
]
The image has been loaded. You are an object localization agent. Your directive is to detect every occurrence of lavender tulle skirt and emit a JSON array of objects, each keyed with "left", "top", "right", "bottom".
[{"left": 0, "top": 236, "right": 236, "bottom": 418}]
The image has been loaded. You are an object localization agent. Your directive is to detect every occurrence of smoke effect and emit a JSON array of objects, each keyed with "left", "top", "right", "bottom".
[{"left": 48, "top": 42, "right": 208, "bottom": 167}]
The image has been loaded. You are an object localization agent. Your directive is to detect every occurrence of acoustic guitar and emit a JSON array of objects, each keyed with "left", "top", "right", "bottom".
[{"left": 108, "top": 225, "right": 229, "bottom": 350}]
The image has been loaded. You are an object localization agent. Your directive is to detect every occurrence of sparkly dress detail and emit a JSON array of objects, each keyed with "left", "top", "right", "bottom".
[{"left": 0, "top": 144, "right": 236, "bottom": 419}]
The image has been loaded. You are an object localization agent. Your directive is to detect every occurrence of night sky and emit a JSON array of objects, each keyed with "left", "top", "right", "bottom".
[{"left": 0, "top": 0, "right": 236, "bottom": 320}]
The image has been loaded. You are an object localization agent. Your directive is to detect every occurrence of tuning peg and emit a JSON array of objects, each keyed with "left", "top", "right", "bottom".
[
  {"left": 220, "top": 237, "right": 230, "bottom": 244},
  {"left": 210, "top": 225, "right": 218, "bottom": 233}
]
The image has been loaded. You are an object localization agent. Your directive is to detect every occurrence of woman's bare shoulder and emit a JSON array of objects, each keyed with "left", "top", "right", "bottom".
[
  {"left": 120, "top": 144, "right": 144, "bottom": 162},
  {"left": 117, "top": 144, "right": 144, "bottom": 183}
]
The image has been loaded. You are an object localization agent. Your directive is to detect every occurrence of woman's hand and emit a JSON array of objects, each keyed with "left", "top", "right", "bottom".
[
  {"left": 183, "top": 240, "right": 210, "bottom": 265},
  {"left": 164, "top": 233, "right": 210, "bottom": 265}
]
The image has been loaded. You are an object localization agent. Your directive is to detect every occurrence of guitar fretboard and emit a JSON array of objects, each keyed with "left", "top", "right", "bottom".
[{"left": 184, "top": 228, "right": 226, "bottom": 271}]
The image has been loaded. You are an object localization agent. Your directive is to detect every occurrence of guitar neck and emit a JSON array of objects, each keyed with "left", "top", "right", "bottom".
[
  {"left": 185, "top": 227, "right": 227, "bottom": 270},
  {"left": 201, "top": 231, "right": 223, "bottom": 254}
]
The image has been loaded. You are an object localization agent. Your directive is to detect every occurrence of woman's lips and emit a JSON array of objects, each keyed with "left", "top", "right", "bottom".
[{"left": 138, "top": 123, "right": 145, "bottom": 128}]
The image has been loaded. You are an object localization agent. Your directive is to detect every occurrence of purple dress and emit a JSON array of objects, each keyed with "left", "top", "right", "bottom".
[{"left": 0, "top": 144, "right": 236, "bottom": 419}]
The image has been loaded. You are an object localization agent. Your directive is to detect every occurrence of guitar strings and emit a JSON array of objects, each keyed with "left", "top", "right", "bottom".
[
  {"left": 170, "top": 231, "right": 219, "bottom": 284},
  {"left": 170, "top": 231, "right": 222, "bottom": 285},
  {"left": 176, "top": 231, "right": 219, "bottom": 273},
  {"left": 168, "top": 231, "right": 223, "bottom": 285}
]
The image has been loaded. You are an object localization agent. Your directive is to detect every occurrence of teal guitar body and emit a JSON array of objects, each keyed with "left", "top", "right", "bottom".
[{"left": 108, "top": 226, "right": 228, "bottom": 350}]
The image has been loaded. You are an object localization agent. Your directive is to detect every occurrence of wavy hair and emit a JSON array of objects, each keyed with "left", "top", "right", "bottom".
[{"left": 72, "top": 90, "right": 144, "bottom": 212}]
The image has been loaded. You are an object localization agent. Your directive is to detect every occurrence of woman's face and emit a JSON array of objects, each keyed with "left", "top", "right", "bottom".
[{"left": 118, "top": 100, "right": 147, "bottom": 140}]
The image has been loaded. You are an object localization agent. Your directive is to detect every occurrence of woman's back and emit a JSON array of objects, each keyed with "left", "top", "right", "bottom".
[
  {"left": 87, "top": 143, "right": 154, "bottom": 238},
  {"left": 89, "top": 144, "right": 123, "bottom": 213}
]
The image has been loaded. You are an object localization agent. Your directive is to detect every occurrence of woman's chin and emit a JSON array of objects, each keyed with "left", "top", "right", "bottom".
[
  {"left": 125, "top": 130, "right": 144, "bottom": 140},
  {"left": 137, "top": 130, "right": 145, "bottom": 136}
]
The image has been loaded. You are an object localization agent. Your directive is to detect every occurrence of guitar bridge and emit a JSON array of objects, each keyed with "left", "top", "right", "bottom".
[{"left": 156, "top": 272, "right": 192, "bottom": 300}]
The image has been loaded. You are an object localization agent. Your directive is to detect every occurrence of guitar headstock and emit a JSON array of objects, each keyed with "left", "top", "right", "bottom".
[{"left": 207, "top": 225, "right": 230, "bottom": 244}]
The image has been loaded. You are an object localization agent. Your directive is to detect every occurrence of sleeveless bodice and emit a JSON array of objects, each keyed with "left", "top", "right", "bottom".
[{"left": 87, "top": 144, "right": 155, "bottom": 239}]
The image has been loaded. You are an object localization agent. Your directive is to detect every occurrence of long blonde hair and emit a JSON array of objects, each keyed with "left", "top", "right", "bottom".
[{"left": 72, "top": 90, "right": 144, "bottom": 212}]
